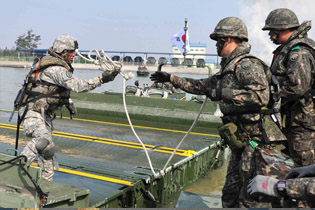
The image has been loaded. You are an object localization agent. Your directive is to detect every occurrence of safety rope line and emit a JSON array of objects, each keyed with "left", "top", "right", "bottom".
[
  {"left": 161, "top": 98, "right": 207, "bottom": 174},
  {"left": 76, "top": 50, "right": 157, "bottom": 176},
  {"left": 75, "top": 50, "right": 208, "bottom": 179}
]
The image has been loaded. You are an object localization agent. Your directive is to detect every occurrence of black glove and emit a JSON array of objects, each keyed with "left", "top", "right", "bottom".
[
  {"left": 101, "top": 70, "right": 119, "bottom": 83},
  {"left": 150, "top": 71, "right": 171, "bottom": 83},
  {"left": 286, "top": 164, "right": 315, "bottom": 179},
  {"left": 207, "top": 88, "right": 222, "bottom": 101},
  {"left": 66, "top": 102, "right": 77, "bottom": 119}
]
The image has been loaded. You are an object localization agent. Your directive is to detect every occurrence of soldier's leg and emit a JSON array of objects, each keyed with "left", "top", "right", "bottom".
[
  {"left": 21, "top": 116, "right": 54, "bottom": 181},
  {"left": 239, "top": 145, "right": 273, "bottom": 208},
  {"left": 221, "top": 152, "right": 241, "bottom": 208}
]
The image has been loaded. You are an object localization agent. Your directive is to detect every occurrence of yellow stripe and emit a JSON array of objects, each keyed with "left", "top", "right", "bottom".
[
  {"left": 30, "top": 163, "right": 133, "bottom": 186},
  {"left": 0, "top": 123, "right": 190, "bottom": 156},
  {"left": 0, "top": 108, "right": 220, "bottom": 138}
]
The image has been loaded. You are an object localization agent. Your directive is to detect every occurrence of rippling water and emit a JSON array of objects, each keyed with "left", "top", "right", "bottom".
[{"left": 0, "top": 66, "right": 207, "bottom": 110}]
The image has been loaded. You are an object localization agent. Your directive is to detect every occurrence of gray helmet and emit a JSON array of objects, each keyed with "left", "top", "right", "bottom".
[
  {"left": 210, "top": 17, "right": 248, "bottom": 41},
  {"left": 262, "top": 8, "right": 300, "bottom": 31},
  {"left": 52, "top": 35, "right": 78, "bottom": 53}
]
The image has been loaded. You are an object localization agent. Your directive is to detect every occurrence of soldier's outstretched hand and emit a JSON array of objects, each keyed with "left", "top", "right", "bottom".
[
  {"left": 101, "top": 70, "right": 119, "bottom": 83},
  {"left": 150, "top": 71, "right": 170, "bottom": 83}
]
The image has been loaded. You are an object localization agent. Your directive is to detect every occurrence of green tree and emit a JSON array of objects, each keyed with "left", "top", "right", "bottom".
[{"left": 15, "top": 29, "right": 41, "bottom": 50}]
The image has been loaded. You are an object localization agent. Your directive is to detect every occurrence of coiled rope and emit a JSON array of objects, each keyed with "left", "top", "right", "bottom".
[{"left": 76, "top": 49, "right": 208, "bottom": 178}]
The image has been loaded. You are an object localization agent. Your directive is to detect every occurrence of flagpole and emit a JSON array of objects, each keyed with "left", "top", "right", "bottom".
[{"left": 183, "top": 18, "right": 188, "bottom": 64}]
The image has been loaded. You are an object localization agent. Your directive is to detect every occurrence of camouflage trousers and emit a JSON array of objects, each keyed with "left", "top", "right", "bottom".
[
  {"left": 221, "top": 151, "right": 242, "bottom": 208},
  {"left": 221, "top": 146, "right": 293, "bottom": 208},
  {"left": 21, "top": 110, "right": 55, "bottom": 181},
  {"left": 284, "top": 126, "right": 315, "bottom": 167}
]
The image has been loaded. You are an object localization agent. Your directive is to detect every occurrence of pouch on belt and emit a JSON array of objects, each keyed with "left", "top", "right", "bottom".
[{"left": 218, "top": 122, "right": 247, "bottom": 153}]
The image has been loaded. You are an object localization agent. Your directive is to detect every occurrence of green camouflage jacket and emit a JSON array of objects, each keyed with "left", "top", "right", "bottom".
[
  {"left": 270, "top": 21, "right": 315, "bottom": 130},
  {"left": 170, "top": 42, "right": 286, "bottom": 142}
]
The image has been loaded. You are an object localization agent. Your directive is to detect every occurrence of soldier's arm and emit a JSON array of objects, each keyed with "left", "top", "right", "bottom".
[
  {"left": 281, "top": 47, "right": 314, "bottom": 103},
  {"left": 222, "top": 59, "right": 269, "bottom": 107},
  {"left": 170, "top": 74, "right": 216, "bottom": 95},
  {"left": 286, "top": 178, "right": 315, "bottom": 200},
  {"left": 41, "top": 66, "right": 101, "bottom": 93}
]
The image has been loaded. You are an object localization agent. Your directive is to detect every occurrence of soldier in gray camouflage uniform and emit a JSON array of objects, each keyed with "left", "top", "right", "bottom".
[
  {"left": 248, "top": 164, "right": 315, "bottom": 207},
  {"left": 262, "top": 8, "right": 315, "bottom": 168},
  {"left": 151, "top": 17, "right": 293, "bottom": 208},
  {"left": 19, "top": 35, "right": 120, "bottom": 181}
]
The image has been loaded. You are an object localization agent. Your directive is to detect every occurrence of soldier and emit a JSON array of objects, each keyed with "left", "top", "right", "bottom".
[
  {"left": 150, "top": 17, "right": 292, "bottom": 208},
  {"left": 248, "top": 164, "right": 315, "bottom": 207},
  {"left": 18, "top": 35, "right": 120, "bottom": 181},
  {"left": 262, "top": 8, "right": 315, "bottom": 167}
]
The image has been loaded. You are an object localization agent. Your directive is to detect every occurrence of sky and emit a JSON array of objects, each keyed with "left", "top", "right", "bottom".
[{"left": 1, "top": 0, "right": 314, "bottom": 64}]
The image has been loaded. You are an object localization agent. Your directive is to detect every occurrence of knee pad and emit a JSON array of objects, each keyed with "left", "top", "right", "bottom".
[
  {"left": 35, "top": 138, "right": 50, "bottom": 152},
  {"left": 42, "top": 146, "right": 55, "bottom": 160}
]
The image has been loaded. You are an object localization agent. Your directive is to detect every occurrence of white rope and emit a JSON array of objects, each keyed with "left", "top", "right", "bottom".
[
  {"left": 76, "top": 49, "right": 157, "bottom": 176},
  {"left": 160, "top": 98, "right": 207, "bottom": 174},
  {"left": 76, "top": 49, "right": 208, "bottom": 178}
]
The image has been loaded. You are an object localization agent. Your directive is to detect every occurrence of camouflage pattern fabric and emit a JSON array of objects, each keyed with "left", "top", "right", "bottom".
[
  {"left": 262, "top": 8, "right": 300, "bottom": 31},
  {"left": 209, "top": 17, "right": 248, "bottom": 41},
  {"left": 20, "top": 110, "right": 55, "bottom": 181},
  {"left": 286, "top": 177, "right": 315, "bottom": 207},
  {"left": 270, "top": 21, "right": 315, "bottom": 167},
  {"left": 52, "top": 35, "right": 78, "bottom": 53},
  {"left": 221, "top": 152, "right": 242, "bottom": 207},
  {"left": 19, "top": 51, "right": 102, "bottom": 180},
  {"left": 170, "top": 41, "right": 288, "bottom": 208}
]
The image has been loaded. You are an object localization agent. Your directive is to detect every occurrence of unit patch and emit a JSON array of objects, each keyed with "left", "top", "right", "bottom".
[
  {"left": 289, "top": 53, "right": 299, "bottom": 61},
  {"left": 241, "top": 61, "right": 252, "bottom": 70}
]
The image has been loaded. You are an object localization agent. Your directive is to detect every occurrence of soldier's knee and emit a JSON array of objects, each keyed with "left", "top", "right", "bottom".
[
  {"left": 35, "top": 138, "right": 50, "bottom": 152},
  {"left": 42, "top": 146, "right": 55, "bottom": 160},
  {"left": 36, "top": 138, "right": 55, "bottom": 160}
]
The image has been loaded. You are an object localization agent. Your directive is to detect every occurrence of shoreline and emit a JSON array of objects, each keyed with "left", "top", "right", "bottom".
[{"left": 0, "top": 60, "right": 219, "bottom": 74}]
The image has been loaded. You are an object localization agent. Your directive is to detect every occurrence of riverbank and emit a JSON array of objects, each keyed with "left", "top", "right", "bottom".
[{"left": 0, "top": 60, "right": 219, "bottom": 74}]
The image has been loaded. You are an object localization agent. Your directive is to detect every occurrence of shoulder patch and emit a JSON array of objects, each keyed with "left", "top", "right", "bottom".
[
  {"left": 240, "top": 61, "right": 252, "bottom": 70},
  {"left": 291, "top": 46, "right": 300, "bottom": 51},
  {"left": 289, "top": 53, "right": 299, "bottom": 61},
  {"left": 66, "top": 71, "right": 72, "bottom": 78}
]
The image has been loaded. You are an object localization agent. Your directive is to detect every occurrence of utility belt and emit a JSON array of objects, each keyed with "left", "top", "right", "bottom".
[{"left": 219, "top": 107, "right": 282, "bottom": 153}]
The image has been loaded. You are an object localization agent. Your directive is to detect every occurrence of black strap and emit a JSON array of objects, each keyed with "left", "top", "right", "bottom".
[{"left": 14, "top": 105, "right": 28, "bottom": 156}]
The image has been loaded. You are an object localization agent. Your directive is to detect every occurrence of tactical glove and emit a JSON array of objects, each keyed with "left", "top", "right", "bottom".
[
  {"left": 247, "top": 175, "right": 280, "bottom": 198},
  {"left": 207, "top": 88, "right": 222, "bottom": 101},
  {"left": 101, "top": 70, "right": 119, "bottom": 83},
  {"left": 286, "top": 164, "right": 315, "bottom": 179},
  {"left": 150, "top": 71, "right": 171, "bottom": 83},
  {"left": 66, "top": 102, "right": 77, "bottom": 119}
]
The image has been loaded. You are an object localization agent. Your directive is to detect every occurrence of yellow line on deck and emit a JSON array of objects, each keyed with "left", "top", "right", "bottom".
[
  {"left": 0, "top": 108, "right": 220, "bottom": 138},
  {"left": 31, "top": 163, "right": 134, "bottom": 186},
  {"left": 0, "top": 123, "right": 191, "bottom": 156}
]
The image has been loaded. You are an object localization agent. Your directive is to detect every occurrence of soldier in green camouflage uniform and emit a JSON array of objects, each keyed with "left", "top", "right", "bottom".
[
  {"left": 262, "top": 8, "right": 315, "bottom": 167},
  {"left": 248, "top": 164, "right": 315, "bottom": 207},
  {"left": 151, "top": 17, "right": 293, "bottom": 208},
  {"left": 19, "top": 35, "right": 120, "bottom": 181}
]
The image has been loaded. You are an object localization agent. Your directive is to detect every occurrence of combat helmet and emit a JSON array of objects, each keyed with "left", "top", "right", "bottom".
[
  {"left": 262, "top": 8, "right": 300, "bottom": 31},
  {"left": 210, "top": 17, "right": 248, "bottom": 41},
  {"left": 53, "top": 35, "right": 78, "bottom": 53}
]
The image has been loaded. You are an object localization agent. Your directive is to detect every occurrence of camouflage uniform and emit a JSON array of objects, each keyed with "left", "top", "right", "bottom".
[
  {"left": 262, "top": 9, "right": 315, "bottom": 167},
  {"left": 18, "top": 35, "right": 110, "bottom": 181},
  {"left": 286, "top": 178, "right": 315, "bottom": 207},
  {"left": 168, "top": 18, "right": 293, "bottom": 208}
]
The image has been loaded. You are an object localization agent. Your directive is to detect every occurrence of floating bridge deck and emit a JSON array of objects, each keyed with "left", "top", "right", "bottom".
[{"left": 0, "top": 109, "right": 223, "bottom": 207}]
